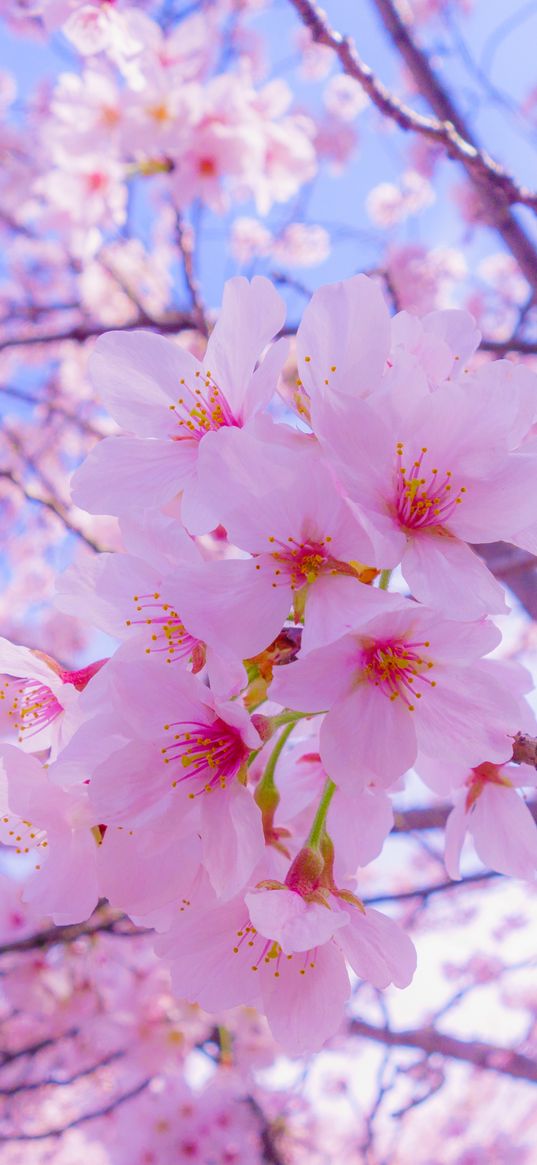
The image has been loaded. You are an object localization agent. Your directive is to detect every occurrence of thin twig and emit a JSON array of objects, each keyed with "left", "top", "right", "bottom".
[{"left": 288, "top": 0, "right": 537, "bottom": 290}]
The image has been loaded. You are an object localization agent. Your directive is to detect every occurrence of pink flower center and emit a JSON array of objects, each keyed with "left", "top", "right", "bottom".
[
  {"left": 394, "top": 442, "right": 467, "bottom": 532},
  {"left": 161, "top": 720, "right": 248, "bottom": 794},
  {"left": 127, "top": 591, "right": 201, "bottom": 665},
  {"left": 361, "top": 637, "right": 436, "bottom": 711},
  {"left": 232, "top": 920, "right": 318, "bottom": 978},
  {"left": 263, "top": 534, "right": 358, "bottom": 590},
  {"left": 168, "top": 369, "right": 239, "bottom": 442},
  {"left": 0, "top": 659, "right": 106, "bottom": 742},
  {"left": 0, "top": 677, "right": 64, "bottom": 741}
]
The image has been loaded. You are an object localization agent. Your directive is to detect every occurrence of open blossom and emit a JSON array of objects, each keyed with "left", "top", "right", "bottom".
[
  {"left": 171, "top": 427, "right": 380, "bottom": 659},
  {"left": 0, "top": 636, "right": 106, "bottom": 756},
  {"left": 294, "top": 277, "right": 537, "bottom": 617},
  {"left": 54, "top": 514, "right": 244, "bottom": 690},
  {"left": 312, "top": 374, "right": 537, "bottom": 618},
  {"left": 443, "top": 762, "right": 537, "bottom": 881},
  {"left": 70, "top": 276, "right": 287, "bottom": 528},
  {"left": 158, "top": 860, "right": 415, "bottom": 1055},
  {"left": 74, "top": 659, "right": 264, "bottom": 899},
  {"left": 270, "top": 596, "right": 529, "bottom": 790}
]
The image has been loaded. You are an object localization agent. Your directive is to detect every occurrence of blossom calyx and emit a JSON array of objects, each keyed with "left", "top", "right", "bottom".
[{"left": 285, "top": 845, "right": 325, "bottom": 898}]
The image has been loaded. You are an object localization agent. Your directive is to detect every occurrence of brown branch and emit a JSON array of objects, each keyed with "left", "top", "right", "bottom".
[
  {"left": 0, "top": 1078, "right": 151, "bottom": 1142},
  {"left": 244, "top": 1096, "right": 288, "bottom": 1165},
  {"left": 288, "top": 0, "right": 537, "bottom": 290},
  {"left": 0, "top": 383, "right": 103, "bottom": 437},
  {"left": 0, "top": 469, "right": 102, "bottom": 554},
  {"left": 479, "top": 337, "right": 537, "bottom": 355},
  {"left": 364, "top": 871, "right": 499, "bottom": 906},
  {"left": 370, "top": 0, "right": 537, "bottom": 291},
  {"left": 175, "top": 215, "right": 208, "bottom": 337},
  {"left": 0, "top": 1050, "right": 123, "bottom": 1095},
  {"left": 476, "top": 542, "right": 537, "bottom": 621},
  {"left": 0, "top": 311, "right": 198, "bottom": 353},
  {"left": 350, "top": 1018, "right": 537, "bottom": 1083},
  {"left": 0, "top": 911, "right": 142, "bottom": 956},
  {"left": 1, "top": 1029, "right": 79, "bottom": 1068},
  {"left": 392, "top": 798, "right": 537, "bottom": 837}
]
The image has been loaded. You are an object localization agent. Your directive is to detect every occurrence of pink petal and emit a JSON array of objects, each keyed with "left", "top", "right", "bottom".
[
  {"left": 23, "top": 828, "right": 98, "bottom": 926},
  {"left": 71, "top": 435, "right": 194, "bottom": 515},
  {"left": 204, "top": 276, "right": 286, "bottom": 419},
  {"left": 297, "top": 274, "right": 390, "bottom": 401},
  {"left": 158, "top": 898, "right": 260, "bottom": 1011},
  {"left": 444, "top": 799, "right": 467, "bottom": 880},
  {"left": 99, "top": 826, "right": 201, "bottom": 918},
  {"left": 338, "top": 905, "right": 417, "bottom": 988},
  {"left": 201, "top": 784, "right": 264, "bottom": 900},
  {"left": 270, "top": 638, "right": 356, "bottom": 713},
  {"left": 89, "top": 329, "right": 201, "bottom": 434},
  {"left": 329, "top": 787, "right": 394, "bottom": 876},
  {"left": 320, "top": 686, "right": 418, "bottom": 790},
  {"left": 402, "top": 532, "right": 508, "bottom": 619},
  {"left": 261, "top": 941, "right": 350, "bottom": 1055},
  {"left": 471, "top": 786, "right": 537, "bottom": 879},
  {"left": 172, "top": 558, "right": 291, "bottom": 660},
  {"left": 246, "top": 887, "right": 349, "bottom": 953}
]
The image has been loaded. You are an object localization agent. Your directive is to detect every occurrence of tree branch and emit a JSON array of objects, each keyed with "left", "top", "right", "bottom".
[
  {"left": 288, "top": 0, "right": 537, "bottom": 291},
  {"left": 0, "top": 911, "right": 141, "bottom": 956},
  {"left": 0, "top": 1078, "right": 151, "bottom": 1142},
  {"left": 369, "top": 0, "right": 537, "bottom": 291},
  {"left": 0, "top": 469, "right": 102, "bottom": 554},
  {"left": 350, "top": 1018, "right": 537, "bottom": 1083}
]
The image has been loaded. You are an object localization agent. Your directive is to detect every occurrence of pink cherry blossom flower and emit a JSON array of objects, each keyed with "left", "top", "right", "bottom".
[
  {"left": 312, "top": 370, "right": 537, "bottom": 617},
  {"left": 70, "top": 276, "right": 287, "bottom": 527},
  {"left": 173, "top": 426, "right": 379, "bottom": 659},
  {"left": 55, "top": 516, "right": 220, "bottom": 676},
  {"left": 0, "top": 636, "right": 106, "bottom": 757},
  {"left": 79, "top": 659, "right": 264, "bottom": 899},
  {"left": 159, "top": 859, "right": 415, "bottom": 1055},
  {"left": 444, "top": 761, "right": 537, "bottom": 880},
  {"left": 270, "top": 598, "right": 527, "bottom": 790}
]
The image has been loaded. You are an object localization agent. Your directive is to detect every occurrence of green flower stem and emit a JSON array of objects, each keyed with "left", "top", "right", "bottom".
[
  {"left": 306, "top": 778, "right": 337, "bottom": 850},
  {"left": 379, "top": 568, "right": 392, "bottom": 591},
  {"left": 254, "top": 720, "right": 296, "bottom": 804},
  {"left": 271, "top": 708, "right": 320, "bottom": 729},
  {"left": 217, "top": 1025, "right": 233, "bottom": 1065}
]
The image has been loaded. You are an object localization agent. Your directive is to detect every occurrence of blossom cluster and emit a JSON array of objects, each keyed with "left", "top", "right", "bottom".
[
  {"left": 1, "top": 274, "right": 537, "bottom": 1055},
  {"left": 0, "top": 0, "right": 365, "bottom": 270}
]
